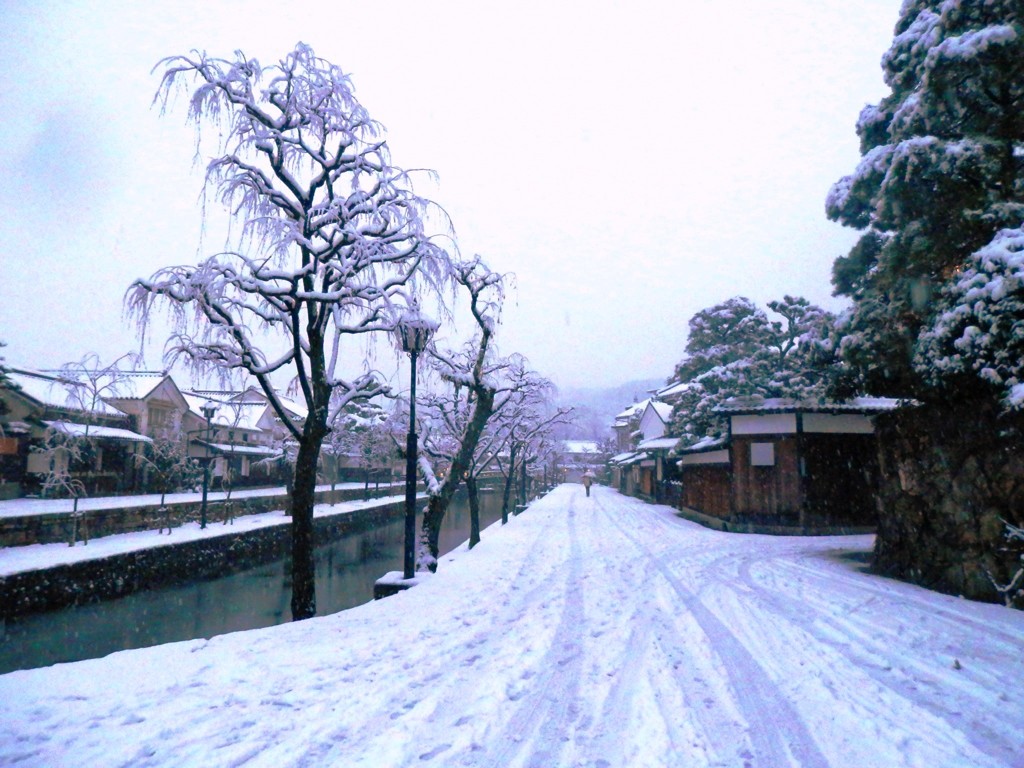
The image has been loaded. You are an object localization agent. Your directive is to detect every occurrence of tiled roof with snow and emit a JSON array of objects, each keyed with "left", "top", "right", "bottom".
[
  {"left": 675, "top": 435, "right": 728, "bottom": 454},
  {"left": 6, "top": 369, "right": 124, "bottom": 415},
  {"left": 100, "top": 372, "right": 171, "bottom": 401},
  {"left": 194, "top": 440, "right": 278, "bottom": 457},
  {"left": 213, "top": 403, "right": 266, "bottom": 431},
  {"left": 657, "top": 380, "right": 691, "bottom": 399},
  {"left": 613, "top": 399, "right": 650, "bottom": 421},
  {"left": 45, "top": 420, "right": 152, "bottom": 443},
  {"left": 637, "top": 436, "right": 679, "bottom": 451},
  {"left": 608, "top": 451, "right": 637, "bottom": 464},
  {"left": 714, "top": 396, "right": 904, "bottom": 415}
]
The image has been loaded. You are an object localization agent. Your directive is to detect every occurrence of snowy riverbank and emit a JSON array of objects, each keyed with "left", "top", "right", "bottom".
[
  {"left": 0, "top": 491, "right": 406, "bottom": 578},
  {"left": 2, "top": 484, "right": 1021, "bottom": 767}
]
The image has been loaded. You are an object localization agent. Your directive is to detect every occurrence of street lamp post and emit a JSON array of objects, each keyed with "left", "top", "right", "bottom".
[
  {"left": 393, "top": 310, "right": 437, "bottom": 580},
  {"left": 199, "top": 401, "right": 217, "bottom": 530}
]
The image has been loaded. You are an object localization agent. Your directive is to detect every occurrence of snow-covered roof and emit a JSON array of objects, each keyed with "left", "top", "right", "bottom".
[
  {"left": 196, "top": 440, "right": 278, "bottom": 457},
  {"left": 6, "top": 369, "right": 124, "bottom": 416},
  {"left": 100, "top": 372, "right": 172, "bottom": 401},
  {"left": 44, "top": 421, "right": 152, "bottom": 443},
  {"left": 613, "top": 399, "right": 649, "bottom": 421},
  {"left": 637, "top": 436, "right": 679, "bottom": 452},
  {"left": 212, "top": 403, "right": 266, "bottom": 432},
  {"left": 563, "top": 440, "right": 600, "bottom": 455},
  {"left": 714, "top": 396, "right": 904, "bottom": 415},
  {"left": 185, "top": 389, "right": 308, "bottom": 422},
  {"left": 608, "top": 451, "right": 638, "bottom": 465},
  {"left": 181, "top": 392, "right": 229, "bottom": 422},
  {"left": 657, "top": 380, "right": 691, "bottom": 399},
  {"left": 621, "top": 451, "right": 648, "bottom": 465},
  {"left": 675, "top": 435, "right": 728, "bottom": 454}
]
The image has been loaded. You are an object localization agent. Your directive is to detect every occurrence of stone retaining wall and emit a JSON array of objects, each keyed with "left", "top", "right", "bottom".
[
  {"left": 1, "top": 499, "right": 406, "bottom": 618},
  {"left": 872, "top": 402, "right": 1024, "bottom": 605},
  {"left": 675, "top": 505, "right": 874, "bottom": 537},
  {"left": 0, "top": 485, "right": 398, "bottom": 547}
]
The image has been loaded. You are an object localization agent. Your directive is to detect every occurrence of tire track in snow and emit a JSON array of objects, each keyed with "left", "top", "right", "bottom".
[
  {"left": 771, "top": 556, "right": 1022, "bottom": 646},
  {"left": 597, "top": 495, "right": 830, "bottom": 767},
  {"left": 723, "top": 550, "right": 1021, "bottom": 766},
  {"left": 586, "top": 493, "right": 754, "bottom": 766},
  {"left": 478, "top": 491, "right": 588, "bottom": 768}
]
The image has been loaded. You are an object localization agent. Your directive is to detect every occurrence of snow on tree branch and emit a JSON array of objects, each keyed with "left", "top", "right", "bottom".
[{"left": 129, "top": 43, "right": 455, "bottom": 620}]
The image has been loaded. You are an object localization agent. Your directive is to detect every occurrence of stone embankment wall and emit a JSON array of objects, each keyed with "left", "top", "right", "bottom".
[
  {"left": 1, "top": 498, "right": 405, "bottom": 618},
  {"left": 0, "top": 485, "right": 397, "bottom": 547},
  {"left": 872, "top": 402, "right": 1024, "bottom": 606}
]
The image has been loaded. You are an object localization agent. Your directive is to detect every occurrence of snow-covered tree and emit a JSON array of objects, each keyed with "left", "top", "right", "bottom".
[
  {"left": 324, "top": 399, "right": 393, "bottom": 498},
  {"left": 826, "top": 1, "right": 1024, "bottom": 402},
  {"left": 128, "top": 44, "right": 450, "bottom": 619},
  {"left": 472, "top": 359, "right": 570, "bottom": 526},
  {"left": 413, "top": 257, "right": 505, "bottom": 570},
  {"left": 671, "top": 297, "right": 769, "bottom": 384},
  {"left": 668, "top": 296, "right": 833, "bottom": 445},
  {"left": 826, "top": 2, "right": 1024, "bottom": 605},
  {"left": 915, "top": 227, "right": 1024, "bottom": 410},
  {"left": 136, "top": 437, "right": 200, "bottom": 504}
]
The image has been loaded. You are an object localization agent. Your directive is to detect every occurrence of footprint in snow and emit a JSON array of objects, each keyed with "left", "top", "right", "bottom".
[{"left": 418, "top": 743, "right": 451, "bottom": 761}]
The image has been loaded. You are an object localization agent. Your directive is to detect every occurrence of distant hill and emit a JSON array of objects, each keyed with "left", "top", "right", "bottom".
[{"left": 555, "top": 378, "right": 665, "bottom": 440}]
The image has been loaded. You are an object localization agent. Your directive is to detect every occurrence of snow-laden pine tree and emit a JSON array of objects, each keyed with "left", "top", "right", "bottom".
[
  {"left": 668, "top": 296, "right": 833, "bottom": 446},
  {"left": 827, "top": 1, "right": 1024, "bottom": 401},
  {"left": 128, "top": 45, "right": 450, "bottom": 619},
  {"left": 826, "top": 2, "right": 1024, "bottom": 604}
]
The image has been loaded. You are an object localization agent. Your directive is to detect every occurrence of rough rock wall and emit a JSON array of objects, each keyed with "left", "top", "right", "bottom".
[{"left": 872, "top": 402, "right": 1024, "bottom": 606}]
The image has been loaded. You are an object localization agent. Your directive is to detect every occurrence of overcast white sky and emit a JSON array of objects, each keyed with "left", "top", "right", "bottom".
[{"left": 0, "top": 1, "right": 898, "bottom": 390}]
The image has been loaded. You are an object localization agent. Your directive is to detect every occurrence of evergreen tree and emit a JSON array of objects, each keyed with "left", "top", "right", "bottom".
[
  {"left": 668, "top": 296, "right": 833, "bottom": 445},
  {"left": 826, "top": 2, "right": 1024, "bottom": 604},
  {"left": 826, "top": 1, "right": 1024, "bottom": 406}
]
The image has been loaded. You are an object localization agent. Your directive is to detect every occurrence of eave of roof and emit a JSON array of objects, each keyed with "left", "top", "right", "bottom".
[{"left": 714, "top": 396, "right": 904, "bottom": 416}]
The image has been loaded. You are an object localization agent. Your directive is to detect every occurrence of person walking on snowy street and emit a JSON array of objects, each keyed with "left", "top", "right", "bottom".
[{"left": 581, "top": 470, "right": 594, "bottom": 497}]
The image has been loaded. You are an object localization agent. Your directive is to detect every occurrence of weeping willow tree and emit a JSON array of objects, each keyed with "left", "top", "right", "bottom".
[{"left": 128, "top": 44, "right": 451, "bottom": 619}]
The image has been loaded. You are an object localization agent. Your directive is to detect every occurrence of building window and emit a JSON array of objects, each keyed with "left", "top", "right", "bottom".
[
  {"left": 148, "top": 406, "right": 175, "bottom": 437},
  {"left": 750, "top": 442, "right": 775, "bottom": 467}
]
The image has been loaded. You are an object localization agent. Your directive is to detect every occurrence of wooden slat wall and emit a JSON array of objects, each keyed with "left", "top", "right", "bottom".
[
  {"left": 680, "top": 465, "right": 731, "bottom": 519},
  {"left": 731, "top": 436, "right": 801, "bottom": 520}
]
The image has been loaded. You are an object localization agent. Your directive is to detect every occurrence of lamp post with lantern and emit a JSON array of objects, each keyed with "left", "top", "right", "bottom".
[
  {"left": 393, "top": 309, "right": 437, "bottom": 579},
  {"left": 199, "top": 401, "right": 218, "bottom": 530}
]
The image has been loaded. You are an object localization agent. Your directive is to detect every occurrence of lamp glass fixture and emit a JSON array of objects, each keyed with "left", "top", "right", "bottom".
[{"left": 394, "top": 310, "right": 438, "bottom": 355}]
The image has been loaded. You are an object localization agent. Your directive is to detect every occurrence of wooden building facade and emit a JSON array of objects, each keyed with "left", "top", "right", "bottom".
[{"left": 674, "top": 398, "right": 899, "bottom": 529}]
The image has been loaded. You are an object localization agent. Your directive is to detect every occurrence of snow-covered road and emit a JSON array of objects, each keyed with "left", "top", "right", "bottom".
[{"left": 1, "top": 485, "right": 1021, "bottom": 767}]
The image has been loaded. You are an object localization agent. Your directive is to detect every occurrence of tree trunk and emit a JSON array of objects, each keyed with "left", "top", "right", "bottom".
[
  {"left": 290, "top": 431, "right": 324, "bottom": 620},
  {"left": 420, "top": 390, "right": 495, "bottom": 569},
  {"left": 501, "top": 444, "right": 517, "bottom": 525},
  {"left": 467, "top": 475, "right": 480, "bottom": 548}
]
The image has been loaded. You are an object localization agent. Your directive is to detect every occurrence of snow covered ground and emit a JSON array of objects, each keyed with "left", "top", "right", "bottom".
[
  {"left": 1, "top": 484, "right": 1021, "bottom": 767},
  {"left": 0, "top": 482, "right": 397, "bottom": 519}
]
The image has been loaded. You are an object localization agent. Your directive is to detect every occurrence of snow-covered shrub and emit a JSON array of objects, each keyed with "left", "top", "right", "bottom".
[{"left": 987, "top": 520, "right": 1024, "bottom": 608}]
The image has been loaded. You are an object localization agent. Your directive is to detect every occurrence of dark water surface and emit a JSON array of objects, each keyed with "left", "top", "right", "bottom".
[{"left": 0, "top": 490, "right": 506, "bottom": 674}]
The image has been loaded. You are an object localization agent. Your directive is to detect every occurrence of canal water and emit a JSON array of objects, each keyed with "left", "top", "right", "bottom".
[{"left": 0, "top": 489, "right": 507, "bottom": 674}]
